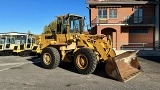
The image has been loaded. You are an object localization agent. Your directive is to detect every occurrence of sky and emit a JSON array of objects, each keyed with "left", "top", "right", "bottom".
[{"left": 0, "top": 0, "right": 89, "bottom": 34}]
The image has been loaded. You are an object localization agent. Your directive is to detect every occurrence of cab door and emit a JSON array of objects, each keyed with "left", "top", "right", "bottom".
[
  {"left": 4, "top": 37, "right": 11, "bottom": 49},
  {"left": 0, "top": 38, "right": 5, "bottom": 50},
  {"left": 26, "top": 38, "right": 32, "bottom": 49},
  {"left": 55, "top": 16, "right": 68, "bottom": 44}
]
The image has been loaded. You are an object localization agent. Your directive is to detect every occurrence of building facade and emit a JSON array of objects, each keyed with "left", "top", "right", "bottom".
[{"left": 87, "top": 0, "right": 159, "bottom": 50}]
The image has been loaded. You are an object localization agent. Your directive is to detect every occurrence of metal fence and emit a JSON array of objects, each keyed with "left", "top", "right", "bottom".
[{"left": 91, "top": 16, "right": 155, "bottom": 27}]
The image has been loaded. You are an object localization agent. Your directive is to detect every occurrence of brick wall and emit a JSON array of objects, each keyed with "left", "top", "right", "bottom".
[
  {"left": 90, "top": 5, "right": 155, "bottom": 24},
  {"left": 96, "top": 26, "right": 154, "bottom": 49},
  {"left": 90, "top": 4, "right": 155, "bottom": 49},
  {"left": 128, "top": 27, "right": 154, "bottom": 48}
]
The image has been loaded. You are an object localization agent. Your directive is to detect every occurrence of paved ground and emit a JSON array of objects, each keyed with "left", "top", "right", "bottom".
[{"left": 0, "top": 56, "right": 159, "bottom": 90}]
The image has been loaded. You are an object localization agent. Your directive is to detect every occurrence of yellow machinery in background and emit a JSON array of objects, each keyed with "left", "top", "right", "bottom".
[
  {"left": 38, "top": 13, "right": 142, "bottom": 82},
  {"left": 0, "top": 36, "right": 15, "bottom": 56},
  {"left": 31, "top": 35, "right": 42, "bottom": 57},
  {"left": 13, "top": 34, "right": 38, "bottom": 57}
]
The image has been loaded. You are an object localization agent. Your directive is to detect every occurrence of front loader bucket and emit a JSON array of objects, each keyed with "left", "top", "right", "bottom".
[{"left": 105, "top": 51, "right": 142, "bottom": 82}]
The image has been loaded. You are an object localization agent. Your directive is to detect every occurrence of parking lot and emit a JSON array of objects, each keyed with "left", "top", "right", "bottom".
[{"left": 0, "top": 56, "right": 159, "bottom": 90}]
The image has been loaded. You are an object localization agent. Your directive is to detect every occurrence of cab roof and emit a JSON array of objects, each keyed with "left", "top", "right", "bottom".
[{"left": 57, "top": 13, "right": 83, "bottom": 18}]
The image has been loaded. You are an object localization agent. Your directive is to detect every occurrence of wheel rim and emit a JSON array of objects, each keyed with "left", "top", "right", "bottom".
[
  {"left": 43, "top": 53, "right": 51, "bottom": 65},
  {"left": 76, "top": 54, "right": 88, "bottom": 69}
]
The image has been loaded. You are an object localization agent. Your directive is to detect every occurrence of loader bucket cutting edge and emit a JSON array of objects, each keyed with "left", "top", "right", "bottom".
[{"left": 105, "top": 51, "right": 142, "bottom": 82}]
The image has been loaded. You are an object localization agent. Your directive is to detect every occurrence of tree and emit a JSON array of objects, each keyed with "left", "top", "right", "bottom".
[{"left": 43, "top": 20, "right": 57, "bottom": 34}]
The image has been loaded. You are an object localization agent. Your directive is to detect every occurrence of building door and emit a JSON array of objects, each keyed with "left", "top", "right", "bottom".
[{"left": 101, "top": 28, "right": 117, "bottom": 48}]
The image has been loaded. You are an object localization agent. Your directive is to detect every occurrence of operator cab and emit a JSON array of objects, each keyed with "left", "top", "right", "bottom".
[
  {"left": 26, "top": 37, "right": 35, "bottom": 49},
  {"left": 0, "top": 37, "right": 5, "bottom": 50},
  {"left": 51, "top": 14, "right": 86, "bottom": 43},
  {"left": 19, "top": 35, "right": 35, "bottom": 50},
  {"left": 56, "top": 14, "right": 85, "bottom": 34},
  {"left": 43, "top": 14, "right": 86, "bottom": 44},
  {"left": 0, "top": 36, "right": 15, "bottom": 50},
  {"left": 5, "top": 37, "right": 15, "bottom": 49},
  {"left": 0, "top": 37, "right": 5, "bottom": 44}
]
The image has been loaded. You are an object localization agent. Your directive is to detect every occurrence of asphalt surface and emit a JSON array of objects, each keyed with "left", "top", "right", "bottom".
[{"left": 0, "top": 56, "right": 159, "bottom": 90}]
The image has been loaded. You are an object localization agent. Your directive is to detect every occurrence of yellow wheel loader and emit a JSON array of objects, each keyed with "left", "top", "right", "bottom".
[
  {"left": 39, "top": 14, "right": 142, "bottom": 82},
  {"left": 31, "top": 35, "right": 42, "bottom": 57},
  {"left": 0, "top": 36, "right": 15, "bottom": 56},
  {"left": 13, "top": 35, "right": 37, "bottom": 57}
]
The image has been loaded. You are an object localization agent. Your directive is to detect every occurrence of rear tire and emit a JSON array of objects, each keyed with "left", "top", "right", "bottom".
[
  {"left": 0, "top": 52, "right": 3, "bottom": 56},
  {"left": 20, "top": 51, "right": 31, "bottom": 57},
  {"left": 41, "top": 47, "right": 60, "bottom": 69},
  {"left": 37, "top": 53, "right": 41, "bottom": 58},
  {"left": 5, "top": 52, "right": 10, "bottom": 56},
  {"left": 19, "top": 51, "right": 26, "bottom": 57},
  {"left": 74, "top": 48, "right": 98, "bottom": 75}
]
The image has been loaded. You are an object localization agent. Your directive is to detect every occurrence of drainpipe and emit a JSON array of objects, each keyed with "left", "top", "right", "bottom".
[{"left": 155, "top": 1, "right": 159, "bottom": 49}]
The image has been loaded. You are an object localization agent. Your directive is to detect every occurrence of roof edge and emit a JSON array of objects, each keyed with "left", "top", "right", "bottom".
[{"left": 86, "top": 1, "right": 159, "bottom": 5}]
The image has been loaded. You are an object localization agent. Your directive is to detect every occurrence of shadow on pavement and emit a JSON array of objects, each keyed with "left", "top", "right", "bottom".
[
  {"left": 26, "top": 56, "right": 44, "bottom": 68},
  {"left": 92, "top": 63, "right": 114, "bottom": 80},
  {"left": 138, "top": 56, "right": 160, "bottom": 63},
  {"left": 136, "top": 50, "right": 160, "bottom": 64},
  {"left": 59, "top": 62, "right": 77, "bottom": 73},
  {"left": 59, "top": 62, "right": 115, "bottom": 81},
  {"left": 27, "top": 57, "right": 117, "bottom": 81}
]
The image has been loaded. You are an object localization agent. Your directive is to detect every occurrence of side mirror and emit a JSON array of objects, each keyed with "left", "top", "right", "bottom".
[
  {"left": 65, "top": 13, "right": 70, "bottom": 19},
  {"left": 52, "top": 31, "right": 56, "bottom": 36},
  {"left": 67, "top": 13, "right": 70, "bottom": 17},
  {"left": 87, "top": 29, "right": 91, "bottom": 34}
]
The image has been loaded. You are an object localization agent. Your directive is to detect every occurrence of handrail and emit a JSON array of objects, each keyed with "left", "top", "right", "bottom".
[
  {"left": 112, "top": 42, "right": 157, "bottom": 50},
  {"left": 91, "top": 16, "right": 156, "bottom": 25}
]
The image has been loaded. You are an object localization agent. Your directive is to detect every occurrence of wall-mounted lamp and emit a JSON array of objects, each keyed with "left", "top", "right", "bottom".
[{"left": 86, "top": 6, "right": 90, "bottom": 9}]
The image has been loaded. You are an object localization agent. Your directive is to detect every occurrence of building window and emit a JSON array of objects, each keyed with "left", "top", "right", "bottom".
[
  {"left": 134, "top": 8, "right": 143, "bottom": 23},
  {"left": 109, "top": 9, "right": 117, "bottom": 18},
  {"left": 129, "top": 29, "right": 148, "bottom": 34},
  {"left": 98, "top": 9, "right": 107, "bottom": 18}
]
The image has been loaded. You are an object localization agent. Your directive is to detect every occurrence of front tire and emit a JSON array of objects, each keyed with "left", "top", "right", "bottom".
[
  {"left": 74, "top": 48, "right": 98, "bottom": 75},
  {"left": 41, "top": 47, "right": 60, "bottom": 69}
]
